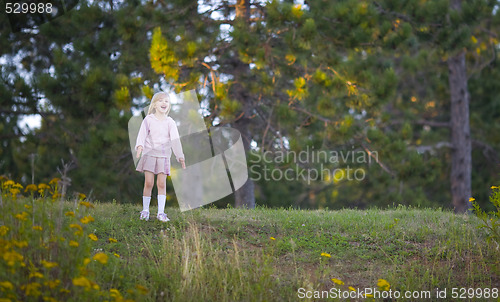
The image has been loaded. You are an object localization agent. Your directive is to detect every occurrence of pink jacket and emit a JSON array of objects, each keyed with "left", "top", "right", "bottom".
[{"left": 135, "top": 114, "right": 184, "bottom": 161}]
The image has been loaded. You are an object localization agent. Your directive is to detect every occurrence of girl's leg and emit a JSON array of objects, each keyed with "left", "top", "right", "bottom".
[
  {"left": 156, "top": 173, "right": 167, "bottom": 215},
  {"left": 141, "top": 171, "right": 155, "bottom": 216},
  {"left": 156, "top": 173, "right": 167, "bottom": 195},
  {"left": 143, "top": 171, "right": 154, "bottom": 196}
]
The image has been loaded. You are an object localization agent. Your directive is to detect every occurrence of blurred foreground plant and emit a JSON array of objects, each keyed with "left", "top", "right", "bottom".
[{"left": 0, "top": 176, "right": 142, "bottom": 301}]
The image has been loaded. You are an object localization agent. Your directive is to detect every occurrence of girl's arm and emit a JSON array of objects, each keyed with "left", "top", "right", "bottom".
[
  {"left": 135, "top": 118, "right": 149, "bottom": 157},
  {"left": 169, "top": 119, "right": 185, "bottom": 166}
]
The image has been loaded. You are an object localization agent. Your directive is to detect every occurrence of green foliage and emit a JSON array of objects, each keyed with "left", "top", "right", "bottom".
[
  {"left": 0, "top": 178, "right": 142, "bottom": 301},
  {"left": 150, "top": 27, "right": 179, "bottom": 81},
  {"left": 471, "top": 186, "right": 500, "bottom": 245}
]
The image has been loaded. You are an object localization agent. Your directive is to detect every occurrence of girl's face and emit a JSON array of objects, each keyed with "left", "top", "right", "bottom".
[{"left": 155, "top": 97, "right": 169, "bottom": 114}]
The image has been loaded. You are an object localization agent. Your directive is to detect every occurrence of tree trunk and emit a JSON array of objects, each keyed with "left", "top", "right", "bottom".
[
  {"left": 233, "top": 116, "right": 256, "bottom": 209},
  {"left": 232, "top": 0, "right": 255, "bottom": 209},
  {"left": 448, "top": 50, "right": 472, "bottom": 213}
]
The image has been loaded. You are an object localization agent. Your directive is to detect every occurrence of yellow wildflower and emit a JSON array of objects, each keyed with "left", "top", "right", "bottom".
[
  {"left": 491, "top": 186, "right": 499, "bottom": 189},
  {"left": 93, "top": 252, "right": 108, "bottom": 264},
  {"left": 25, "top": 184, "right": 37, "bottom": 193},
  {"left": 78, "top": 193, "right": 86, "bottom": 201},
  {"left": 42, "top": 297, "right": 57, "bottom": 302},
  {"left": 321, "top": 252, "right": 331, "bottom": 258},
  {"left": 37, "top": 183, "right": 49, "bottom": 196},
  {"left": 70, "top": 223, "right": 83, "bottom": 231},
  {"left": 22, "top": 282, "right": 41, "bottom": 297},
  {"left": 80, "top": 216, "right": 95, "bottom": 224},
  {"left": 72, "top": 276, "right": 92, "bottom": 288},
  {"left": 24, "top": 204, "right": 32, "bottom": 209},
  {"left": 366, "top": 294, "right": 374, "bottom": 298},
  {"left": 12, "top": 240, "right": 28, "bottom": 248},
  {"left": 69, "top": 241, "right": 79, "bottom": 247},
  {"left": 0, "top": 281, "right": 13, "bottom": 290},
  {"left": 114, "top": 253, "right": 120, "bottom": 258},
  {"left": 3, "top": 180, "right": 15, "bottom": 187},
  {"left": 110, "top": 288, "right": 122, "bottom": 299},
  {"left": 49, "top": 178, "right": 60, "bottom": 185},
  {"left": 270, "top": 237, "right": 276, "bottom": 240},
  {"left": 65, "top": 211, "right": 75, "bottom": 217},
  {"left": 377, "top": 279, "right": 390, "bottom": 291},
  {"left": 109, "top": 238, "right": 118, "bottom": 243},
  {"left": 70, "top": 224, "right": 83, "bottom": 236},
  {"left": 0, "top": 226, "right": 9, "bottom": 236},
  {"left": 44, "top": 280, "right": 60, "bottom": 289},
  {"left": 136, "top": 284, "right": 148, "bottom": 294},
  {"left": 15, "top": 212, "right": 29, "bottom": 221},
  {"left": 79, "top": 201, "right": 94, "bottom": 208},
  {"left": 41, "top": 260, "right": 58, "bottom": 269},
  {"left": 38, "top": 183, "right": 49, "bottom": 190},
  {"left": 331, "top": 278, "right": 344, "bottom": 285},
  {"left": 348, "top": 286, "right": 356, "bottom": 291},
  {"left": 469, "top": 197, "right": 475, "bottom": 202},
  {"left": 83, "top": 258, "right": 91, "bottom": 266},
  {"left": 60, "top": 288, "right": 70, "bottom": 293},
  {"left": 29, "top": 272, "right": 44, "bottom": 279},
  {"left": 10, "top": 188, "right": 20, "bottom": 197},
  {"left": 88, "top": 234, "right": 98, "bottom": 241},
  {"left": 12, "top": 183, "right": 23, "bottom": 189}
]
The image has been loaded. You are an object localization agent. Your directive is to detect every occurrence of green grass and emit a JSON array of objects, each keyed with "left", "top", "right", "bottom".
[
  {"left": 1, "top": 195, "right": 499, "bottom": 301},
  {"left": 90, "top": 203, "right": 499, "bottom": 301}
]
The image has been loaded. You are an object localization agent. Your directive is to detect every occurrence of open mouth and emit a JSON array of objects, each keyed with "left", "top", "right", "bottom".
[{"left": 161, "top": 106, "right": 167, "bottom": 110}]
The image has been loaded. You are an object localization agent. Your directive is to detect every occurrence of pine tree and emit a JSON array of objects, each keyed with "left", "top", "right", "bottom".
[{"left": 370, "top": 0, "right": 500, "bottom": 212}]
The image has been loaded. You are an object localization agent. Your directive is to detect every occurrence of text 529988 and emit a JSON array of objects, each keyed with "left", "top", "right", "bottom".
[{"left": 5, "top": 2, "right": 53, "bottom": 14}]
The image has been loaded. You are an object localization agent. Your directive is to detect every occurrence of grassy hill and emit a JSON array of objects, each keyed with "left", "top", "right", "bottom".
[
  {"left": 91, "top": 203, "right": 499, "bottom": 301},
  {"left": 1, "top": 196, "right": 499, "bottom": 301}
]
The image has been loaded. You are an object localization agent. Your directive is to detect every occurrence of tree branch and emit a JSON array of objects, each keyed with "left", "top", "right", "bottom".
[
  {"left": 411, "top": 141, "right": 452, "bottom": 154},
  {"left": 361, "top": 142, "right": 396, "bottom": 177},
  {"left": 391, "top": 119, "right": 450, "bottom": 128},
  {"left": 290, "top": 106, "right": 336, "bottom": 123},
  {"left": 472, "top": 139, "right": 499, "bottom": 164}
]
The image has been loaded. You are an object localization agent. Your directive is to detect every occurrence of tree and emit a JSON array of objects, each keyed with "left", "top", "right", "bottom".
[
  {"left": 1, "top": 0, "right": 166, "bottom": 200},
  {"left": 371, "top": 0, "right": 499, "bottom": 212}
]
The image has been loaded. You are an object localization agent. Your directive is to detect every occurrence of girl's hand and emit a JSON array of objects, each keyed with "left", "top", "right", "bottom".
[
  {"left": 180, "top": 158, "right": 186, "bottom": 169},
  {"left": 136, "top": 146, "right": 143, "bottom": 159}
]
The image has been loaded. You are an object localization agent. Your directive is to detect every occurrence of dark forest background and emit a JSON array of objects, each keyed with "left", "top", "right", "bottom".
[{"left": 1, "top": 0, "right": 499, "bottom": 212}]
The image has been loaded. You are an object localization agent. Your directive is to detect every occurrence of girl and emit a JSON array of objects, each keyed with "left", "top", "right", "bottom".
[{"left": 135, "top": 92, "right": 186, "bottom": 222}]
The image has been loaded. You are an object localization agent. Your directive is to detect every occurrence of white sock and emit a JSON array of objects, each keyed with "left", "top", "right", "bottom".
[
  {"left": 143, "top": 196, "right": 151, "bottom": 212},
  {"left": 157, "top": 195, "right": 166, "bottom": 215}
]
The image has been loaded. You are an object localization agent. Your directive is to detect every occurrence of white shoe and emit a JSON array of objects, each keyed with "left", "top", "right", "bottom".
[
  {"left": 140, "top": 210, "right": 149, "bottom": 221},
  {"left": 157, "top": 213, "right": 170, "bottom": 222}
]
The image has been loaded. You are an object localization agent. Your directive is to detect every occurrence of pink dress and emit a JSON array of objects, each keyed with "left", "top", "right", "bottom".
[{"left": 135, "top": 114, "right": 184, "bottom": 175}]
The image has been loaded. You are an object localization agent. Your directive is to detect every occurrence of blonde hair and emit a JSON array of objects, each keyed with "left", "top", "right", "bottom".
[{"left": 148, "top": 92, "right": 171, "bottom": 116}]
